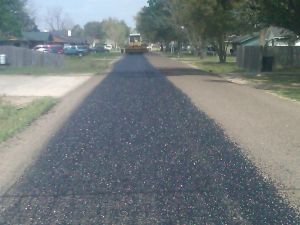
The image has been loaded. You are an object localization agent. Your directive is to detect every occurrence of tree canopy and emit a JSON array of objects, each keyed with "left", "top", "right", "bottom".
[
  {"left": 0, "top": 0, "right": 36, "bottom": 38},
  {"left": 137, "top": 0, "right": 254, "bottom": 62},
  {"left": 136, "top": 0, "right": 300, "bottom": 62},
  {"left": 136, "top": 0, "right": 180, "bottom": 44},
  {"left": 84, "top": 21, "right": 104, "bottom": 39},
  {"left": 253, "top": 0, "right": 300, "bottom": 35},
  {"left": 101, "top": 18, "right": 130, "bottom": 48}
]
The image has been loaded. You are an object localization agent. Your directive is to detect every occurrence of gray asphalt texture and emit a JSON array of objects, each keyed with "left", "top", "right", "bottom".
[{"left": 1, "top": 55, "right": 299, "bottom": 224}]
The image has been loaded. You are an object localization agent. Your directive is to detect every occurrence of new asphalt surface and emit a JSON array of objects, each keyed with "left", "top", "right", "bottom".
[{"left": 0, "top": 54, "right": 299, "bottom": 224}]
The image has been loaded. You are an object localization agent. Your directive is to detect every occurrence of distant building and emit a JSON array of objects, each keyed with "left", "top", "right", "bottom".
[{"left": 0, "top": 32, "right": 53, "bottom": 48}]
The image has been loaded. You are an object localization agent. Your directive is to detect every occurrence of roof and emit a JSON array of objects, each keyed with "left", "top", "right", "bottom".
[
  {"left": 231, "top": 34, "right": 259, "bottom": 45},
  {"left": 22, "top": 32, "right": 52, "bottom": 42},
  {"left": 265, "top": 26, "right": 294, "bottom": 41},
  {"left": 51, "top": 31, "right": 93, "bottom": 44},
  {"left": 244, "top": 38, "right": 260, "bottom": 46}
]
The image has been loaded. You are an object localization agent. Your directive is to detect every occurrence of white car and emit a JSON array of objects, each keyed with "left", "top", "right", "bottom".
[
  {"left": 33, "top": 45, "right": 49, "bottom": 52},
  {"left": 104, "top": 44, "right": 112, "bottom": 50}
]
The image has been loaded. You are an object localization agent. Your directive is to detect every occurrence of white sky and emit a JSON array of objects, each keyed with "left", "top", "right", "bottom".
[{"left": 29, "top": 0, "right": 148, "bottom": 30}]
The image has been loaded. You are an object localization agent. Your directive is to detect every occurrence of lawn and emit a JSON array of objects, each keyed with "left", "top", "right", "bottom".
[
  {"left": 0, "top": 52, "right": 121, "bottom": 75},
  {"left": 246, "top": 72, "right": 300, "bottom": 101},
  {"left": 166, "top": 53, "right": 243, "bottom": 74},
  {"left": 0, "top": 97, "right": 56, "bottom": 143}
]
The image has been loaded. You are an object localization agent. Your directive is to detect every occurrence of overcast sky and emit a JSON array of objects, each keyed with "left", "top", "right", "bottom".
[{"left": 29, "top": 0, "right": 148, "bottom": 30}]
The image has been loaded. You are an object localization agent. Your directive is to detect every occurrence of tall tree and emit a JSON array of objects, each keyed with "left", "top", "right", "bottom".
[
  {"left": 45, "top": 6, "right": 73, "bottom": 31},
  {"left": 168, "top": 0, "right": 255, "bottom": 62},
  {"left": 71, "top": 25, "right": 85, "bottom": 37},
  {"left": 0, "top": 0, "right": 36, "bottom": 37},
  {"left": 136, "top": 0, "right": 180, "bottom": 47},
  {"left": 252, "top": 0, "right": 300, "bottom": 35},
  {"left": 84, "top": 21, "right": 104, "bottom": 39},
  {"left": 101, "top": 18, "right": 130, "bottom": 48}
]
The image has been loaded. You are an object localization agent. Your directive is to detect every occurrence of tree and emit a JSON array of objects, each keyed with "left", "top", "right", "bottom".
[
  {"left": 168, "top": 0, "right": 255, "bottom": 62},
  {"left": 136, "top": 0, "right": 180, "bottom": 48},
  {"left": 45, "top": 6, "right": 73, "bottom": 31},
  {"left": 252, "top": 0, "right": 300, "bottom": 35},
  {"left": 0, "top": 0, "right": 36, "bottom": 37},
  {"left": 71, "top": 25, "right": 85, "bottom": 37},
  {"left": 101, "top": 18, "right": 130, "bottom": 48},
  {"left": 21, "top": 1, "right": 38, "bottom": 32},
  {"left": 84, "top": 21, "right": 104, "bottom": 39}
]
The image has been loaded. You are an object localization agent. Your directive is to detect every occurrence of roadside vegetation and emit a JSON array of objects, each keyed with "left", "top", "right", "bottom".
[
  {"left": 0, "top": 97, "right": 56, "bottom": 143},
  {"left": 246, "top": 72, "right": 300, "bottom": 101},
  {"left": 0, "top": 53, "right": 121, "bottom": 75},
  {"left": 167, "top": 53, "right": 300, "bottom": 101},
  {"left": 166, "top": 53, "right": 242, "bottom": 74}
]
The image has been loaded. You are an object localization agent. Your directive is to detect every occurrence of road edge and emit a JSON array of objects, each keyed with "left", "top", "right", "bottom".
[{"left": 0, "top": 56, "right": 122, "bottom": 195}]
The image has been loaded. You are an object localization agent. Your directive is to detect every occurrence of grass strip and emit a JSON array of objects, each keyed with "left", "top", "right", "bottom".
[
  {"left": 166, "top": 53, "right": 300, "bottom": 102},
  {"left": 166, "top": 53, "right": 243, "bottom": 74},
  {"left": 0, "top": 52, "right": 121, "bottom": 75},
  {"left": 0, "top": 97, "right": 57, "bottom": 143},
  {"left": 246, "top": 73, "right": 300, "bottom": 101}
]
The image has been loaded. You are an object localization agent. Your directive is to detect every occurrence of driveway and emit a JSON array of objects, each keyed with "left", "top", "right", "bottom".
[{"left": 0, "top": 75, "right": 91, "bottom": 98}]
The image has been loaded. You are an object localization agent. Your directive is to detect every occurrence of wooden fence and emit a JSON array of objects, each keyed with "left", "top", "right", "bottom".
[
  {"left": 237, "top": 46, "right": 300, "bottom": 72},
  {"left": 0, "top": 46, "right": 64, "bottom": 67}
]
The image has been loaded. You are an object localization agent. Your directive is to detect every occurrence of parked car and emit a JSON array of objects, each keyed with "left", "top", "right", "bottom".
[
  {"left": 206, "top": 46, "right": 217, "bottom": 56},
  {"left": 63, "top": 45, "right": 89, "bottom": 56},
  {"left": 91, "top": 45, "right": 110, "bottom": 53},
  {"left": 48, "top": 45, "right": 64, "bottom": 54},
  {"left": 33, "top": 44, "right": 63, "bottom": 54},
  {"left": 33, "top": 45, "right": 49, "bottom": 53},
  {"left": 104, "top": 44, "right": 113, "bottom": 50}
]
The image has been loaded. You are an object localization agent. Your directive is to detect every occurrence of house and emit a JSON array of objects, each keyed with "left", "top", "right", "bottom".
[
  {"left": 50, "top": 30, "right": 93, "bottom": 47},
  {"left": 261, "top": 26, "right": 296, "bottom": 46},
  {"left": 22, "top": 32, "right": 53, "bottom": 48},
  {"left": 0, "top": 32, "right": 53, "bottom": 48},
  {"left": 230, "top": 33, "right": 260, "bottom": 55}
]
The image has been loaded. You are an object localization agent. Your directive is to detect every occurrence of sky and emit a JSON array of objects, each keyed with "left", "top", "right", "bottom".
[{"left": 29, "top": 0, "right": 148, "bottom": 30}]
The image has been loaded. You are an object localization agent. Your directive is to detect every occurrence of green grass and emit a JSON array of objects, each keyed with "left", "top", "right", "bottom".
[
  {"left": 0, "top": 97, "right": 57, "bottom": 143},
  {"left": 246, "top": 73, "right": 300, "bottom": 101},
  {"left": 165, "top": 52, "right": 300, "bottom": 101},
  {"left": 165, "top": 53, "right": 243, "bottom": 74},
  {"left": 0, "top": 52, "right": 121, "bottom": 75}
]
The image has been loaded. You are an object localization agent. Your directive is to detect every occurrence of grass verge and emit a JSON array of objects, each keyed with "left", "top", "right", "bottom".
[
  {"left": 0, "top": 52, "right": 121, "bottom": 75},
  {"left": 165, "top": 53, "right": 243, "bottom": 74},
  {"left": 246, "top": 73, "right": 300, "bottom": 101},
  {"left": 0, "top": 97, "right": 57, "bottom": 143},
  {"left": 166, "top": 53, "right": 300, "bottom": 102}
]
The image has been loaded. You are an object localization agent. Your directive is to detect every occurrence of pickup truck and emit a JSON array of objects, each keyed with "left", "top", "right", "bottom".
[{"left": 63, "top": 46, "right": 89, "bottom": 56}]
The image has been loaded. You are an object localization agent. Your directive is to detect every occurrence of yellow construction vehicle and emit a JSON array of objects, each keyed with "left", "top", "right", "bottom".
[{"left": 124, "top": 33, "right": 148, "bottom": 54}]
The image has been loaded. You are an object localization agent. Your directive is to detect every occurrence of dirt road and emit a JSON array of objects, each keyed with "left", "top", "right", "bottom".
[{"left": 0, "top": 54, "right": 299, "bottom": 224}]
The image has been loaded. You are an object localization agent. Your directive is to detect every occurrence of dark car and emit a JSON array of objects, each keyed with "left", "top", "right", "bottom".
[
  {"left": 64, "top": 45, "right": 89, "bottom": 56},
  {"left": 206, "top": 46, "right": 217, "bottom": 56},
  {"left": 48, "top": 45, "right": 64, "bottom": 54},
  {"left": 91, "top": 46, "right": 110, "bottom": 53}
]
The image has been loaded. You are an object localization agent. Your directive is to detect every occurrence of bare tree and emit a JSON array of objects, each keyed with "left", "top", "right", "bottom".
[{"left": 45, "top": 6, "right": 73, "bottom": 31}]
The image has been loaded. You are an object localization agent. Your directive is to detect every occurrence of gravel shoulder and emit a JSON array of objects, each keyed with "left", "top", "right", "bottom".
[{"left": 146, "top": 53, "right": 300, "bottom": 210}]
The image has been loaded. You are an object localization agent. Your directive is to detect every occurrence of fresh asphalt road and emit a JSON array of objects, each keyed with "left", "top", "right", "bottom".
[{"left": 0, "top": 54, "right": 299, "bottom": 224}]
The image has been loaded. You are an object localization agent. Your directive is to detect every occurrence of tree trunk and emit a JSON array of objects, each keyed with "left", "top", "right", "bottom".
[{"left": 216, "top": 35, "right": 227, "bottom": 63}]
